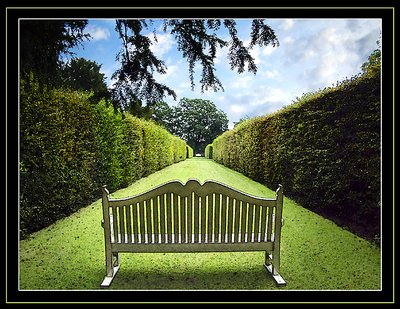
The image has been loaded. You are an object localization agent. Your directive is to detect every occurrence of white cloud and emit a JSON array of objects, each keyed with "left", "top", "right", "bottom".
[
  {"left": 221, "top": 86, "right": 291, "bottom": 129},
  {"left": 230, "top": 75, "right": 254, "bottom": 89},
  {"left": 230, "top": 104, "right": 246, "bottom": 114},
  {"left": 262, "top": 45, "right": 276, "bottom": 56},
  {"left": 214, "top": 45, "right": 228, "bottom": 65},
  {"left": 249, "top": 45, "right": 263, "bottom": 65},
  {"left": 155, "top": 65, "right": 178, "bottom": 82},
  {"left": 283, "top": 36, "right": 295, "bottom": 44},
  {"left": 86, "top": 25, "right": 110, "bottom": 41},
  {"left": 279, "top": 19, "right": 381, "bottom": 93},
  {"left": 281, "top": 19, "right": 295, "bottom": 31},
  {"left": 263, "top": 69, "right": 282, "bottom": 80},
  {"left": 251, "top": 86, "right": 290, "bottom": 105},
  {"left": 242, "top": 38, "right": 277, "bottom": 69},
  {"left": 179, "top": 81, "right": 191, "bottom": 88},
  {"left": 147, "top": 33, "right": 175, "bottom": 58}
]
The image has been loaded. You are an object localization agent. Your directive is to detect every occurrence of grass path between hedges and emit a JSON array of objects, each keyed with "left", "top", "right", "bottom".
[{"left": 19, "top": 158, "right": 380, "bottom": 291}]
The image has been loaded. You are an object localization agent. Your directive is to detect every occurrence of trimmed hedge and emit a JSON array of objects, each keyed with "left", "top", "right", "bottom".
[
  {"left": 93, "top": 100, "right": 126, "bottom": 192},
  {"left": 20, "top": 77, "right": 187, "bottom": 237},
  {"left": 20, "top": 79, "right": 98, "bottom": 236},
  {"left": 186, "top": 145, "right": 194, "bottom": 158},
  {"left": 212, "top": 71, "right": 381, "bottom": 241},
  {"left": 204, "top": 144, "right": 213, "bottom": 159}
]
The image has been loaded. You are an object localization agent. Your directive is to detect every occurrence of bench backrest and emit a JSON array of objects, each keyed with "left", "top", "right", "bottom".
[{"left": 102, "top": 179, "right": 283, "bottom": 245}]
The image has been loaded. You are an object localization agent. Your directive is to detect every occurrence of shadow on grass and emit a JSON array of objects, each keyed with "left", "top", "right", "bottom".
[{"left": 106, "top": 252, "right": 282, "bottom": 290}]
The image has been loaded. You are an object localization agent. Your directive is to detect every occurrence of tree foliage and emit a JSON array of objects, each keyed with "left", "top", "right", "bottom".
[
  {"left": 151, "top": 101, "right": 175, "bottom": 127},
  {"left": 111, "top": 20, "right": 177, "bottom": 112},
  {"left": 59, "top": 57, "right": 110, "bottom": 103},
  {"left": 152, "top": 98, "right": 228, "bottom": 155},
  {"left": 20, "top": 20, "right": 90, "bottom": 86}
]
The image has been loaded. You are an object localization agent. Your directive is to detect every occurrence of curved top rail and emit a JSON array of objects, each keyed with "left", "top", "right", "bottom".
[{"left": 103, "top": 178, "right": 280, "bottom": 207}]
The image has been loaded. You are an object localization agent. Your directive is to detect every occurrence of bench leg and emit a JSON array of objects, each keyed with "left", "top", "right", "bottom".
[
  {"left": 100, "top": 264, "right": 120, "bottom": 288},
  {"left": 101, "top": 252, "right": 120, "bottom": 288},
  {"left": 264, "top": 251, "right": 286, "bottom": 286}
]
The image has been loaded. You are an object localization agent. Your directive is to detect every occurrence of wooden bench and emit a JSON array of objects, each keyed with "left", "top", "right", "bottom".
[{"left": 100, "top": 178, "right": 286, "bottom": 288}]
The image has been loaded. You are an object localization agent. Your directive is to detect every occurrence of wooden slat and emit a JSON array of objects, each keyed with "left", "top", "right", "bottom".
[
  {"left": 145, "top": 200, "right": 152, "bottom": 243},
  {"left": 112, "top": 206, "right": 119, "bottom": 243},
  {"left": 180, "top": 196, "right": 186, "bottom": 243},
  {"left": 193, "top": 193, "right": 199, "bottom": 243},
  {"left": 166, "top": 193, "right": 173, "bottom": 243},
  {"left": 132, "top": 203, "right": 139, "bottom": 243},
  {"left": 107, "top": 206, "right": 113, "bottom": 243},
  {"left": 112, "top": 241, "right": 274, "bottom": 253},
  {"left": 139, "top": 201, "right": 145, "bottom": 243},
  {"left": 207, "top": 195, "right": 213, "bottom": 243},
  {"left": 227, "top": 197, "right": 234, "bottom": 243},
  {"left": 187, "top": 194, "right": 192, "bottom": 243},
  {"left": 253, "top": 205, "right": 261, "bottom": 242},
  {"left": 120, "top": 206, "right": 126, "bottom": 243},
  {"left": 159, "top": 194, "right": 166, "bottom": 244},
  {"left": 233, "top": 199, "right": 240, "bottom": 243},
  {"left": 173, "top": 193, "right": 180, "bottom": 243},
  {"left": 240, "top": 201, "right": 247, "bottom": 242},
  {"left": 221, "top": 195, "right": 227, "bottom": 243},
  {"left": 214, "top": 193, "right": 220, "bottom": 242},
  {"left": 267, "top": 206, "right": 274, "bottom": 241},
  {"left": 247, "top": 203, "right": 254, "bottom": 242},
  {"left": 126, "top": 205, "right": 132, "bottom": 243},
  {"left": 152, "top": 197, "right": 159, "bottom": 244},
  {"left": 200, "top": 196, "right": 207, "bottom": 243},
  {"left": 260, "top": 205, "right": 267, "bottom": 242}
]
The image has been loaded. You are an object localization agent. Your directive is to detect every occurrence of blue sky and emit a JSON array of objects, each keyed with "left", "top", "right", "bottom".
[{"left": 70, "top": 18, "right": 381, "bottom": 129}]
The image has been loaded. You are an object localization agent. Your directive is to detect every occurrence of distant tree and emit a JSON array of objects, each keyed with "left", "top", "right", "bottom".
[
  {"left": 20, "top": 20, "right": 90, "bottom": 86},
  {"left": 361, "top": 41, "right": 381, "bottom": 78},
  {"left": 124, "top": 100, "right": 153, "bottom": 119},
  {"left": 151, "top": 101, "right": 174, "bottom": 128},
  {"left": 111, "top": 19, "right": 279, "bottom": 114},
  {"left": 167, "top": 98, "right": 228, "bottom": 155},
  {"left": 59, "top": 57, "right": 110, "bottom": 104}
]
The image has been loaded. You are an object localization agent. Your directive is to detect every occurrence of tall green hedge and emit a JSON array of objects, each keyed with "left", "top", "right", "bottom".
[
  {"left": 212, "top": 71, "right": 381, "bottom": 241},
  {"left": 93, "top": 100, "right": 126, "bottom": 192},
  {"left": 20, "top": 77, "right": 187, "bottom": 237},
  {"left": 186, "top": 145, "right": 194, "bottom": 158},
  {"left": 20, "top": 79, "right": 97, "bottom": 235},
  {"left": 204, "top": 144, "right": 213, "bottom": 159}
]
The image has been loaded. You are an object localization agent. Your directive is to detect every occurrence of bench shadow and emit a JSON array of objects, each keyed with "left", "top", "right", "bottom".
[{"left": 106, "top": 256, "right": 282, "bottom": 290}]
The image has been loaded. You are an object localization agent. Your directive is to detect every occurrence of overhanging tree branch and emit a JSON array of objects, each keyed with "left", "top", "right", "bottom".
[{"left": 112, "top": 19, "right": 279, "bottom": 114}]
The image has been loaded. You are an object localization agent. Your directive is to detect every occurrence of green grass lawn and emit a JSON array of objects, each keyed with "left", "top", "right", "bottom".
[{"left": 19, "top": 158, "right": 381, "bottom": 290}]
